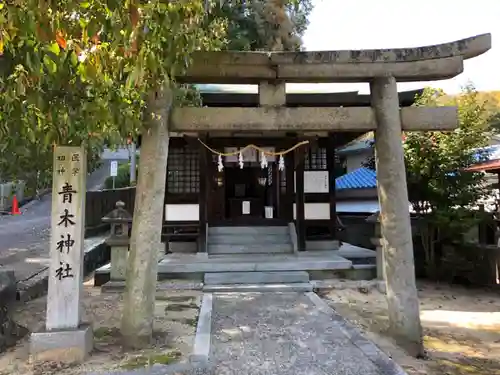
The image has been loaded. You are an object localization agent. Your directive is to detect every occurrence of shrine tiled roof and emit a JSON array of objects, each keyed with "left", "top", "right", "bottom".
[{"left": 336, "top": 167, "right": 377, "bottom": 190}]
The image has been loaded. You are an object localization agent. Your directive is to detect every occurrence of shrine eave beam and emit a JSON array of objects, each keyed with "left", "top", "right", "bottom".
[
  {"left": 176, "top": 34, "right": 491, "bottom": 84},
  {"left": 170, "top": 107, "right": 458, "bottom": 132}
]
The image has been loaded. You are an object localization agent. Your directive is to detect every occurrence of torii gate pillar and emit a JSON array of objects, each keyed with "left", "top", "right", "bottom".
[{"left": 371, "top": 76, "right": 423, "bottom": 356}]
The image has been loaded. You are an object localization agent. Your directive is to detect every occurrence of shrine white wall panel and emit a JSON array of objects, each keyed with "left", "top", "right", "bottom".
[
  {"left": 164, "top": 204, "right": 199, "bottom": 221},
  {"left": 293, "top": 203, "right": 330, "bottom": 220},
  {"left": 294, "top": 171, "right": 330, "bottom": 193}
]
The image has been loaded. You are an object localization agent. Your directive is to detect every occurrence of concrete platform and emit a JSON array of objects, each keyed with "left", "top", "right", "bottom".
[
  {"left": 158, "top": 253, "right": 352, "bottom": 273},
  {"left": 338, "top": 244, "right": 376, "bottom": 260},
  {"left": 94, "top": 243, "right": 377, "bottom": 286}
]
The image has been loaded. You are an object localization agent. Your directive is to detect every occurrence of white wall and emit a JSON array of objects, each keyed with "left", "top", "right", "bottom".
[
  {"left": 294, "top": 171, "right": 330, "bottom": 193},
  {"left": 293, "top": 203, "right": 330, "bottom": 220},
  {"left": 164, "top": 203, "right": 337, "bottom": 221},
  {"left": 164, "top": 204, "right": 199, "bottom": 221}
]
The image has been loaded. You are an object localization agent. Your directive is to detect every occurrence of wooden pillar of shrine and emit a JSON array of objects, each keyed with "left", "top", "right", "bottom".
[
  {"left": 326, "top": 133, "right": 337, "bottom": 239},
  {"left": 295, "top": 145, "right": 306, "bottom": 251},
  {"left": 284, "top": 136, "right": 295, "bottom": 222},
  {"left": 198, "top": 134, "right": 208, "bottom": 253}
]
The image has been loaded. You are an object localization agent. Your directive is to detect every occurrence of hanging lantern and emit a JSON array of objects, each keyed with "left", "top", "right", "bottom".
[
  {"left": 278, "top": 155, "right": 285, "bottom": 171},
  {"left": 260, "top": 151, "right": 268, "bottom": 169},
  {"left": 217, "top": 154, "right": 224, "bottom": 172},
  {"left": 238, "top": 151, "right": 244, "bottom": 169}
]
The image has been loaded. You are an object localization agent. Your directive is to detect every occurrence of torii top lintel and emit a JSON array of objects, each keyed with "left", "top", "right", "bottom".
[{"left": 177, "top": 33, "right": 492, "bottom": 84}]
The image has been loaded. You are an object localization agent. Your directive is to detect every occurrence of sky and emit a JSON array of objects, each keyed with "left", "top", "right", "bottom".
[{"left": 295, "top": 0, "right": 499, "bottom": 94}]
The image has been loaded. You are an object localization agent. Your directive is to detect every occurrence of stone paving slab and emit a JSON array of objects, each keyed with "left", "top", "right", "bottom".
[{"left": 210, "top": 292, "right": 407, "bottom": 375}]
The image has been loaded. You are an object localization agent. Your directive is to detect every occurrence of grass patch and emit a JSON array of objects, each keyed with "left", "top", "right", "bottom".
[
  {"left": 165, "top": 302, "right": 198, "bottom": 312},
  {"left": 171, "top": 317, "right": 198, "bottom": 327},
  {"left": 93, "top": 327, "right": 120, "bottom": 340},
  {"left": 120, "top": 351, "right": 182, "bottom": 370},
  {"left": 164, "top": 296, "right": 194, "bottom": 303}
]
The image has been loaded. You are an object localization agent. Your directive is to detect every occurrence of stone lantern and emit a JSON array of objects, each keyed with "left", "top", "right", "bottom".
[
  {"left": 102, "top": 201, "right": 132, "bottom": 281},
  {"left": 366, "top": 211, "right": 385, "bottom": 281}
]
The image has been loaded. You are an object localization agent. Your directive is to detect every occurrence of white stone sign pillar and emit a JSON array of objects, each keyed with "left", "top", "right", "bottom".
[{"left": 30, "top": 146, "right": 93, "bottom": 363}]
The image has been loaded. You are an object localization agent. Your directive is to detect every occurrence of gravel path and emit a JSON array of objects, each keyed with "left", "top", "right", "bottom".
[
  {"left": 211, "top": 292, "right": 402, "bottom": 375},
  {"left": 0, "top": 161, "right": 114, "bottom": 282}
]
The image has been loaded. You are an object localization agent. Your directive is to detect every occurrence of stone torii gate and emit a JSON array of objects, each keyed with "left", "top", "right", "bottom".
[{"left": 167, "top": 33, "right": 491, "bottom": 356}]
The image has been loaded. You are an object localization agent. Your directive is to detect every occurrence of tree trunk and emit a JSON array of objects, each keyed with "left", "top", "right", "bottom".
[{"left": 121, "top": 85, "right": 172, "bottom": 348}]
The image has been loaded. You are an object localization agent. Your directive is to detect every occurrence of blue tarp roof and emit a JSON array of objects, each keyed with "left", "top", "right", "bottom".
[
  {"left": 474, "top": 144, "right": 500, "bottom": 162},
  {"left": 336, "top": 167, "right": 377, "bottom": 190}
]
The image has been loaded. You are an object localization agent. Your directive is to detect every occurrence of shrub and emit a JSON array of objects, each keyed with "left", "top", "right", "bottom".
[{"left": 104, "top": 161, "right": 138, "bottom": 189}]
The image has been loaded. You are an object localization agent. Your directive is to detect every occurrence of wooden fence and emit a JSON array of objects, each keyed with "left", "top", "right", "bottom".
[{"left": 85, "top": 187, "right": 136, "bottom": 236}]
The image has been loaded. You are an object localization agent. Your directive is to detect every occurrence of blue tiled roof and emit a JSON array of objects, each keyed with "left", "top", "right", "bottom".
[
  {"left": 336, "top": 167, "right": 377, "bottom": 190},
  {"left": 334, "top": 145, "right": 500, "bottom": 191}
]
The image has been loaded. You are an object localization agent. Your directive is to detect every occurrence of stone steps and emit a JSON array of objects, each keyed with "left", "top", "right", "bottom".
[
  {"left": 207, "top": 253, "right": 294, "bottom": 259},
  {"left": 203, "top": 282, "right": 313, "bottom": 293},
  {"left": 208, "top": 234, "right": 291, "bottom": 245},
  {"left": 208, "top": 243, "right": 292, "bottom": 255},
  {"left": 204, "top": 271, "right": 309, "bottom": 285},
  {"left": 208, "top": 226, "right": 289, "bottom": 236},
  {"left": 207, "top": 225, "right": 293, "bottom": 255}
]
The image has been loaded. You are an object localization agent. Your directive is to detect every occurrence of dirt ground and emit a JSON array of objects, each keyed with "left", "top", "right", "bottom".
[
  {"left": 0, "top": 282, "right": 201, "bottom": 375},
  {"left": 320, "top": 281, "right": 500, "bottom": 375}
]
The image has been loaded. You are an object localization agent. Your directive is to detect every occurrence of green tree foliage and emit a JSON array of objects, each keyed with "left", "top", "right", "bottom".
[
  {"left": 0, "top": 0, "right": 313, "bottom": 345},
  {"left": 216, "top": 0, "right": 313, "bottom": 51},
  {"left": 0, "top": 0, "right": 226, "bottom": 191},
  {"left": 405, "top": 86, "right": 491, "bottom": 214},
  {"left": 405, "top": 86, "right": 493, "bottom": 277},
  {"left": 0, "top": 0, "right": 231, "bottom": 348},
  {"left": 364, "top": 85, "right": 495, "bottom": 277},
  {"left": 0, "top": 1, "right": 312, "bottom": 193}
]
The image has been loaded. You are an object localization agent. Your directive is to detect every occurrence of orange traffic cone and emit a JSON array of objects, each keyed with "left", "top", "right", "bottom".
[{"left": 11, "top": 196, "right": 21, "bottom": 215}]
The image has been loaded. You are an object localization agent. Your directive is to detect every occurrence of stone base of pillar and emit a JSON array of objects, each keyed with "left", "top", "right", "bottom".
[{"left": 30, "top": 324, "right": 93, "bottom": 364}]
